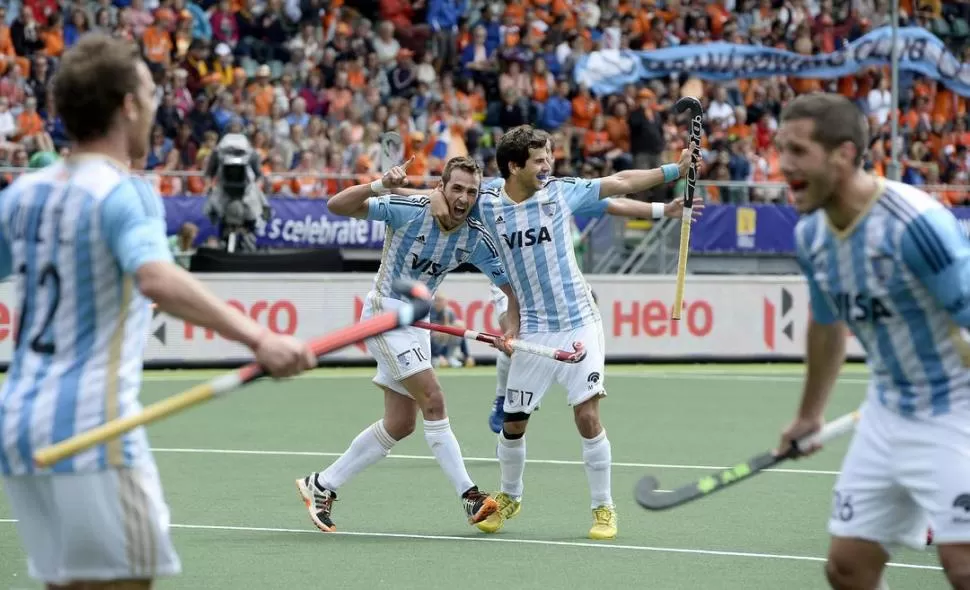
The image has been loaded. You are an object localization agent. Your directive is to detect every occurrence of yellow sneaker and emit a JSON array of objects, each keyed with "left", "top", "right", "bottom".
[
  {"left": 475, "top": 492, "right": 521, "bottom": 534},
  {"left": 589, "top": 505, "right": 617, "bottom": 540}
]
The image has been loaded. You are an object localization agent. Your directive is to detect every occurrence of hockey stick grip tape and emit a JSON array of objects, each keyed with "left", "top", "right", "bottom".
[{"left": 793, "top": 410, "right": 860, "bottom": 453}]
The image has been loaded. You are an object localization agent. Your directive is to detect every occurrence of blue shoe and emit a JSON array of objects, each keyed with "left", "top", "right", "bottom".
[{"left": 489, "top": 396, "right": 505, "bottom": 433}]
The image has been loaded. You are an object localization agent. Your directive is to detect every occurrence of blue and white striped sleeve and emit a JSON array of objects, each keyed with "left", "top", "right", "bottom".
[
  {"left": 901, "top": 207, "right": 970, "bottom": 327},
  {"left": 794, "top": 219, "right": 838, "bottom": 325},
  {"left": 468, "top": 234, "right": 509, "bottom": 288},
  {"left": 101, "top": 179, "right": 174, "bottom": 275},
  {"left": 365, "top": 194, "right": 428, "bottom": 229},
  {"left": 559, "top": 177, "right": 609, "bottom": 217}
]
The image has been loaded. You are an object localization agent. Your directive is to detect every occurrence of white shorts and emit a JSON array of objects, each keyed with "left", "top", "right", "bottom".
[
  {"left": 3, "top": 463, "right": 181, "bottom": 585},
  {"left": 828, "top": 399, "right": 970, "bottom": 550},
  {"left": 361, "top": 293, "right": 432, "bottom": 397},
  {"left": 504, "top": 320, "right": 606, "bottom": 415}
]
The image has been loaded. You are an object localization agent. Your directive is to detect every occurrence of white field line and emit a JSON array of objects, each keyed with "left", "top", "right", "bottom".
[
  {"left": 150, "top": 447, "right": 843, "bottom": 476},
  {"left": 0, "top": 519, "right": 941, "bottom": 572}
]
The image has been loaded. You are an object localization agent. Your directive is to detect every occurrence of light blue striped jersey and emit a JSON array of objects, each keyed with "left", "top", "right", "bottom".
[
  {"left": 475, "top": 177, "right": 610, "bottom": 334},
  {"left": 366, "top": 193, "right": 508, "bottom": 299},
  {"left": 0, "top": 156, "right": 173, "bottom": 476},
  {"left": 795, "top": 179, "right": 970, "bottom": 418}
]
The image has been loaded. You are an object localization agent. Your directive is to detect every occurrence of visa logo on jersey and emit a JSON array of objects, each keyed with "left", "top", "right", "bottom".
[
  {"left": 831, "top": 292, "right": 893, "bottom": 322},
  {"left": 410, "top": 255, "right": 445, "bottom": 277},
  {"left": 502, "top": 226, "right": 552, "bottom": 249}
]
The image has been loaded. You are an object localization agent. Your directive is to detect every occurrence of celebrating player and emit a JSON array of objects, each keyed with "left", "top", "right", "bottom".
[
  {"left": 0, "top": 34, "right": 316, "bottom": 590},
  {"left": 486, "top": 274, "right": 600, "bottom": 434},
  {"left": 295, "top": 155, "right": 518, "bottom": 531},
  {"left": 430, "top": 125, "right": 699, "bottom": 540},
  {"left": 775, "top": 93, "right": 970, "bottom": 590}
]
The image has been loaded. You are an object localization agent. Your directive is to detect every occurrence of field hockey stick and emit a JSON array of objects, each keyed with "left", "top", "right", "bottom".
[
  {"left": 413, "top": 320, "right": 587, "bottom": 363},
  {"left": 634, "top": 410, "right": 859, "bottom": 511},
  {"left": 671, "top": 96, "right": 703, "bottom": 321},
  {"left": 33, "top": 279, "right": 433, "bottom": 469}
]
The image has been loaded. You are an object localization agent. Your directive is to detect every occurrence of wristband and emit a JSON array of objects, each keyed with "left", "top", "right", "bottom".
[
  {"left": 370, "top": 179, "right": 385, "bottom": 194},
  {"left": 652, "top": 202, "right": 665, "bottom": 220},
  {"left": 661, "top": 163, "right": 680, "bottom": 183}
]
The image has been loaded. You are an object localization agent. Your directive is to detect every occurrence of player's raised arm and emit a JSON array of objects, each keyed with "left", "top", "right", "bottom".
[
  {"left": 103, "top": 180, "right": 314, "bottom": 377},
  {"left": 900, "top": 207, "right": 970, "bottom": 327},
  {"left": 596, "top": 148, "right": 691, "bottom": 198},
  {"left": 604, "top": 195, "right": 704, "bottom": 222},
  {"left": 326, "top": 157, "right": 414, "bottom": 219}
]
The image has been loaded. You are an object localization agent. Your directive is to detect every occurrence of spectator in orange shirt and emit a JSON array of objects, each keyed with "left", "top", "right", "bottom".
[
  {"left": 40, "top": 12, "right": 65, "bottom": 58},
  {"left": 16, "top": 97, "right": 44, "bottom": 142},
  {"left": 142, "top": 10, "right": 173, "bottom": 67},
  {"left": 249, "top": 64, "right": 276, "bottom": 118},
  {"left": 571, "top": 83, "right": 601, "bottom": 130}
]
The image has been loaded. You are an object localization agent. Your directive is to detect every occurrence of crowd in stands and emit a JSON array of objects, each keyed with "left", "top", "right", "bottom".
[{"left": 0, "top": 0, "right": 968, "bottom": 205}]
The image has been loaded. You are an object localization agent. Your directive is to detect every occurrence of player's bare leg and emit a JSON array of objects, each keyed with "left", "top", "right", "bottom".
[
  {"left": 938, "top": 543, "right": 970, "bottom": 589},
  {"left": 825, "top": 537, "right": 889, "bottom": 590},
  {"left": 397, "top": 368, "right": 497, "bottom": 524},
  {"left": 297, "top": 389, "right": 414, "bottom": 532},
  {"left": 574, "top": 394, "right": 616, "bottom": 540}
]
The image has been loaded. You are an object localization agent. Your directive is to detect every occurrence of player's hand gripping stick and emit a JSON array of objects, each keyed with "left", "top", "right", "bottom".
[
  {"left": 634, "top": 410, "right": 860, "bottom": 511},
  {"left": 33, "top": 279, "right": 433, "bottom": 469},
  {"left": 414, "top": 320, "right": 587, "bottom": 363}
]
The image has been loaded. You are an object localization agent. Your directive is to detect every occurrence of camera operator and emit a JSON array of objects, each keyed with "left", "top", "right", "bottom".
[{"left": 203, "top": 133, "right": 271, "bottom": 252}]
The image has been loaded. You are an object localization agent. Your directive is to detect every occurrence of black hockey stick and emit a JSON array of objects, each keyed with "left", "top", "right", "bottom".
[
  {"left": 671, "top": 96, "right": 703, "bottom": 320},
  {"left": 634, "top": 411, "right": 859, "bottom": 511}
]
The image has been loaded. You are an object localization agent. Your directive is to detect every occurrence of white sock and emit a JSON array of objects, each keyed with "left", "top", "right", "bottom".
[
  {"left": 582, "top": 430, "right": 613, "bottom": 509},
  {"left": 495, "top": 353, "right": 511, "bottom": 397},
  {"left": 318, "top": 420, "right": 396, "bottom": 491},
  {"left": 497, "top": 430, "right": 526, "bottom": 499},
  {"left": 423, "top": 418, "right": 475, "bottom": 496}
]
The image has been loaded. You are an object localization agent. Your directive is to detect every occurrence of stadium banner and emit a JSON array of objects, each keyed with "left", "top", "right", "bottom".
[
  {"left": 0, "top": 274, "right": 868, "bottom": 365},
  {"left": 574, "top": 26, "right": 970, "bottom": 97},
  {"left": 694, "top": 204, "right": 970, "bottom": 254},
  {"left": 164, "top": 196, "right": 387, "bottom": 249},
  {"left": 164, "top": 195, "right": 600, "bottom": 250}
]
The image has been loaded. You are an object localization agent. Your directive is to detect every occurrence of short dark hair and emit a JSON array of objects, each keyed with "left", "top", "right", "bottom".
[
  {"left": 780, "top": 93, "right": 868, "bottom": 167},
  {"left": 496, "top": 125, "right": 550, "bottom": 179},
  {"left": 441, "top": 156, "right": 482, "bottom": 186},
  {"left": 52, "top": 33, "right": 142, "bottom": 143}
]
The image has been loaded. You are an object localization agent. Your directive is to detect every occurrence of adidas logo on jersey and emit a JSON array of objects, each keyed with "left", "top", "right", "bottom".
[{"left": 416, "top": 235, "right": 426, "bottom": 243}]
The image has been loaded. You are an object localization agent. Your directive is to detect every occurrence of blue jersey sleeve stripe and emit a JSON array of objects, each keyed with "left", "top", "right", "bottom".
[
  {"left": 879, "top": 196, "right": 947, "bottom": 273},
  {"left": 910, "top": 214, "right": 954, "bottom": 272},
  {"left": 130, "top": 179, "right": 160, "bottom": 219},
  {"left": 884, "top": 189, "right": 954, "bottom": 272},
  {"left": 903, "top": 217, "right": 946, "bottom": 274},
  {"left": 387, "top": 196, "right": 429, "bottom": 207},
  {"left": 467, "top": 218, "right": 499, "bottom": 257}
]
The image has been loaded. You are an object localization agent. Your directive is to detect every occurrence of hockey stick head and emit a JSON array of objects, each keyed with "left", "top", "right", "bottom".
[
  {"left": 380, "top": 131, "right": 404, "bottom": 173},
  {"left": 390, "top": 279, "right": 432, "bottom": 324},
  {"left": 634, "top": 475, "right": 682, "bottom": 511},
  {"left": 673, "top": 96, "right": 703, "bottom": 118},
  {"left": 673, "top": 97, "right": 703, "bottom": 209},
  {"left": 554, "top": 341, "right": 587, "bottom": 363}
]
